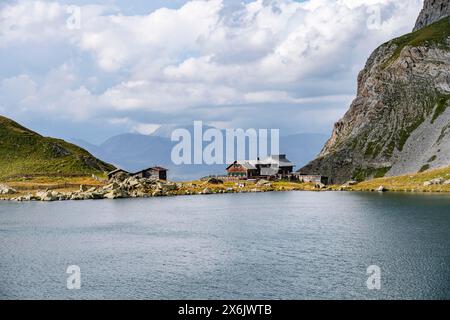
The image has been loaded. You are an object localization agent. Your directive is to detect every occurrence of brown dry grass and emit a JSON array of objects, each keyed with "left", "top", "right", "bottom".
[{"left": 1, "top": 175, "right": 106, "bottom": 196}]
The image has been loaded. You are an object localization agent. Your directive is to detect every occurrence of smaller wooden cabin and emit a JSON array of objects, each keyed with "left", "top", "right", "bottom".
[{"left": 132, "top": 166, "right": 168, "bottom": 180}]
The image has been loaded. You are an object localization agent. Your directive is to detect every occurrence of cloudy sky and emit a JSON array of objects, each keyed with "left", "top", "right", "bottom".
[{"left": 0, "top": 0, "right": 423, "bottom": 143}]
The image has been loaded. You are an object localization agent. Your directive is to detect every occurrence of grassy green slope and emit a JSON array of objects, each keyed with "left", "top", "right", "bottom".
[
  {"left": 383, "top": 17, "right": 450, "bottom": 68},
  {"left": 0, "top": 115, "right": 115, "bottom": 179}
]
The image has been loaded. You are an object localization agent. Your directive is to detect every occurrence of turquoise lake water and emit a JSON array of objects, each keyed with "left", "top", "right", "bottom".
[{"left": 0, "top": 191, "right": 449, "bottom": 299}]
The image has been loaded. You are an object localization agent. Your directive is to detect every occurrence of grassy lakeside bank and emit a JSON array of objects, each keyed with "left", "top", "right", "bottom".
[
  {"left": 0, "top": 175, "right": 106, "bottom": 199},
  {"left": 349, "top": 166, "right": 450, "bottom": 192}
]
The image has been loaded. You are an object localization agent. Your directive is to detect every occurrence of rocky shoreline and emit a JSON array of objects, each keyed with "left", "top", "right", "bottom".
[
  {"left": 2, "top": 178, "right": 190, "bottom": 202},
  {"left": 0, "top": 177, "right": 322, "bottom": 202},
  {"left": 1, "top": 173, "right": 450, "bottom": 202}
]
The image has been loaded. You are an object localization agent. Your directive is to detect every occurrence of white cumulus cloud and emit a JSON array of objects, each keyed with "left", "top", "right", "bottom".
[{"left": 0, "top": 0, "right": 424, "bottom": 138}]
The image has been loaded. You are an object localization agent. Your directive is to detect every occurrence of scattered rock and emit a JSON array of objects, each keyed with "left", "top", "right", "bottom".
[
  {"left": 12, "top": 193, "right": 33, "bottom": 201},
  {"left": 202, "top": 188, "right": 212, "bottom": 194},
  {"left": 430, "top": 178, "right": 445, "bottom": 185},
  {"left": 104, "top": 189, "right": 128, "bottom": 199},
  {"left": 151, "top": 189, "right": 163, "bottom": 197},
  {"left": 315, "top": 182, "right": 326, "bottom": 189},
  {"left": 111, "top": 172, "right": 129, "bottom": 182},
  {"left": 0, "top": 184, "right": 17, "bottom": 195},
  {"left": 255, "top": 179, "right": 273, "bottom": 188},
  {"left": 256, "top": 179, "right": 271, "bottom": 186},
  {"left": 103, "top": 182, "right": 119, "bottom": 191},
  {"left": 424, "top": 177, "right": 445, "bottom": 186},
  {"left": 124, "top": 177, "right": 140, "bottom": 188},
  {"left": 34, "top": 190, "right": 65, "bottom": 201},
  {"left": 377, "top": 185, "right": 387, "bottom": 192}
]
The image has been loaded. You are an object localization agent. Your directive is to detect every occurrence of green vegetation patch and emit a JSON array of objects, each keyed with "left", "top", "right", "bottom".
[
  {"left": 419, "top": 164, "right": 430, "bottom": 173},
  {"left": 352, "top": 166, "right": 391, "bottom": 182},
  {"left": 431, "top": 95, "right": 450, "bottom": 124},
  {"left": 437, "top": 123, "right": 450, "bottom": 144},
  {"left": 383, "top": 114, "right": 427, "bottom": 158},
  {"left": 398, "top": 115, "right": 426, "bottom": 151},
  {"left": 365, "top": 141, "right": 383, "bottom": 159}
]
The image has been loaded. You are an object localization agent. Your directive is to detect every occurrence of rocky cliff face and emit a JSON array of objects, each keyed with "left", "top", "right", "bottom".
[
  {"left": 414, "top": 0, "right": 450, "bottom": 31},
  {"left": 300, "top": 16, "right": 450, "bottom": 184}
]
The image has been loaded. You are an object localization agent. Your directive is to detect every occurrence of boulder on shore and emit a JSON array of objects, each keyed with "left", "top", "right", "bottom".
[
  {"left": 0, "top": 184, "right": 17, "bottom": 195},
  {"left": 424, "top": 177, "right": 445, "bottom": 186},
  {"left": 315, "top": 182, "right": 326, "bottom": 189},
  {"left": 104, "top": 189, "right": 128, "bottom": 199},
  {"left": 202, "top": 187, "right": 212, "bottom": 194},
  {"left": 34, "top": 190, "right": 65, "bottom": 201},
  {"left": 256, "top": 179, "right": 272, "bottom": 187}
]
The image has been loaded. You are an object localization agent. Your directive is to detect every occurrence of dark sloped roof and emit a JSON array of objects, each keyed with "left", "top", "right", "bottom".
[
  {"left": 150, "top": 166, "right": 168, "bottom": 171},
  {"left": 226, "top": 161, "right": 257, "bottom": 171},
  {"left": 226, "top": 155, "right": 294, "bottom": 170},
  {"left": 108, "top": 168, "right": 129, "bottom": 175},
  {"left": 134, "top": 166, "right": 168, "bottom": 174}
]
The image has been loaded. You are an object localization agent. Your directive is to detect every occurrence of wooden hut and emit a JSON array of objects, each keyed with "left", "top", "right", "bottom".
[{"left": 132, "top": 166, "right": 168, "bottom": 180}]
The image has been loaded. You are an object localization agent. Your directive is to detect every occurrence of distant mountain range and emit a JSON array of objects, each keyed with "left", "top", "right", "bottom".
[{"left": 72, "top": 126, "right": 328, "bottom": 181}]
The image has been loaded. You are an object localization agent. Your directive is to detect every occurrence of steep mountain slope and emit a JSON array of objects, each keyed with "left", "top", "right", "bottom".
[
  {"left": 414, "top": 0, "right": 450, "bottom": 31},
  {"left": 300, "top": 13, "right": 450, "bottom": 184},
  {"left": 0, "top": 115, "right": 115, "bottom": 179}
]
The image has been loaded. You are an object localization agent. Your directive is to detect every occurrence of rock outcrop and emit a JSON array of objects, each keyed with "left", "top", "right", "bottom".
[
  {"left": 414, "top": 0, "right": 450, "bottom": 31},
  {"left": 300, "top": 12, "right": 450, "bottom": 184},
  {"left": 10, "top": 176, "right": 180, "bottom": 201}
]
